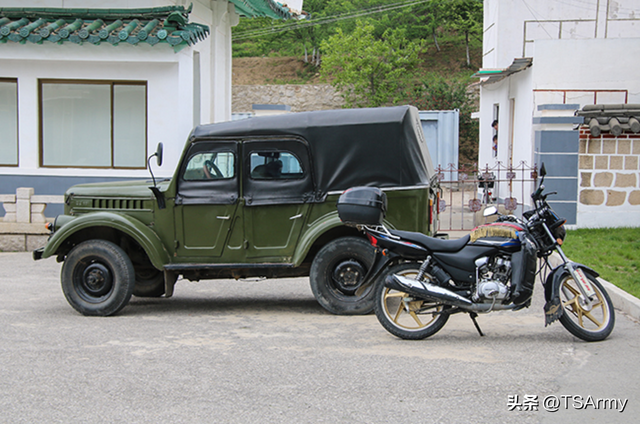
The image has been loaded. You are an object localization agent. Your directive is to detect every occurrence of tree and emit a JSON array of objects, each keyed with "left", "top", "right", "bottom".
[
  {"left": 444, "top": 0, "right": 483, "bottom": 67},
  {"left": 320, "top": 21, "right": 425, "bottom": 107}
]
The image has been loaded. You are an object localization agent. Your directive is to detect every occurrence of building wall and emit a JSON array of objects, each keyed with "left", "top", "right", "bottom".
[
  {"left": 0, "top": 0, "right": 237, "bottom": 207},
  {"left": 478, "top": 0, "right": 640, "bottom": 223}
]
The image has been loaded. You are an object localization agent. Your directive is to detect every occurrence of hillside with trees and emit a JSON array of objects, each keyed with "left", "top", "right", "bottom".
[{"left": 232, "top": 0, "right": 483, "bottom": 165}]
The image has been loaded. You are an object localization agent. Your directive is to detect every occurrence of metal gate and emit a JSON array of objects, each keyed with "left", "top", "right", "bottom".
[{"left": 436, "top": 162, "right": 538, "bottom": 232}]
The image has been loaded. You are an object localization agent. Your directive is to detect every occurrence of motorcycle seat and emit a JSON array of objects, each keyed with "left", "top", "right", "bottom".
[{"left": 390, "top": 230, "right": 470, "bottom": 253}]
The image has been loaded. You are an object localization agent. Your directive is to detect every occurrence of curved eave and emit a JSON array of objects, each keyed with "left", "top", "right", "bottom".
[
  {"left": 228, "top": 0, "right": 293, "bottom": 19},
  {"left": 0, "top": 5, "right": 209, "bottom": 52}
]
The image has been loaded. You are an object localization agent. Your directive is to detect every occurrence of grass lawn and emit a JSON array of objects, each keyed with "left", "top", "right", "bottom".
[{"left": 562, "top": 228, "right": 640, "bottom": 299}]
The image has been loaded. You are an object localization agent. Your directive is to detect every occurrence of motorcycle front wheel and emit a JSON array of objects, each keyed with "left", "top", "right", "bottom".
[
  {"left": 558, "top": 272, "right": 615, "bottom": 342},
  {"left": 374, "top": 263, "right": 449, "bottom": 340}
]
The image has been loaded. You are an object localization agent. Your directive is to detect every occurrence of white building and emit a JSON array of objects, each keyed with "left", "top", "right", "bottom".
[
  {"left": 475, "top": 0, "right": 640, "bottom": 227},
  {"left": 0, "top": 0, "right": 302, "bottom": 216}
]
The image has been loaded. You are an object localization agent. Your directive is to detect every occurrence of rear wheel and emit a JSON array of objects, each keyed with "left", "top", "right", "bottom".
[
  {"left": 61, "top": 240, "right": 135, "bottom": 316},
  {"left": 558, "top": 272, "right": 615, "bottom": 342},
  {"left": 309, "top": 236, "right": 375, "bottom": 315},
  {"left": 374, "top": 262, "right": 449, "bottom": 340}
]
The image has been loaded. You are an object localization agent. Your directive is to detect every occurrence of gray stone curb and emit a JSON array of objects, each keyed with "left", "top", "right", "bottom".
[{"left": 598, "top": 277, "right": 640, "bottom": 322}]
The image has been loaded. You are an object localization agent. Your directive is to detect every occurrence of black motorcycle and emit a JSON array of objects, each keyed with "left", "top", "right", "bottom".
[{"left": 337, "top": 164, "right": 615, "bottom": 341}]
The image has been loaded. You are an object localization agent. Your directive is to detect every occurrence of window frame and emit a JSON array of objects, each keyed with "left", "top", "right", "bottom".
[
  {"left": 0, "top": 78, "right": 19, "bottom": 167},
  {"left": 38, "top": 79, "right": 148, "bottom": 169}
]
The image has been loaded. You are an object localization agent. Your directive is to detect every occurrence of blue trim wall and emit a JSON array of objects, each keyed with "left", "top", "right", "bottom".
[{"left": 533, "top": 105, "right": 580, "bottom": 225}]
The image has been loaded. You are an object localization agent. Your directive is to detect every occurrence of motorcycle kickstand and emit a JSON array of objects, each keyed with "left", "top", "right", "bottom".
[{"left": 469, "top": 312, "right": 484, "bottom": 337}]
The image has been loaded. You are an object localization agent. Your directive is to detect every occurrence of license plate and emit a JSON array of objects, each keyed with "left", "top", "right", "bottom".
[{"left": 574, "top": 268, "right": 596, "bottom": 297}]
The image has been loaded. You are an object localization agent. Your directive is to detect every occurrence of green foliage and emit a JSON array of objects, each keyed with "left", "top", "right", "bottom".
[
  {"left": 404, "top": 73, "right": 478, "bottom": 165},
  {"left": 562, "top": 228, "right": 640, "bottom": 298},
  {"left": 320, "top": 21, "right": 425, "bottom": 107}
]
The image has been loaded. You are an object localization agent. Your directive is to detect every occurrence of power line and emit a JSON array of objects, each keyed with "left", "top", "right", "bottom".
[{"left": 232, "top": 0, "right": 432, "bottom": 41}]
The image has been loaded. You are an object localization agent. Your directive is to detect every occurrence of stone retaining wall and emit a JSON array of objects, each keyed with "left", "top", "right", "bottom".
[
  {"left": 578, "top": 127, "right": 640, "bottom": 207},
  {"left": 232, "top": 84, "right": 344, "bottom": 113}
]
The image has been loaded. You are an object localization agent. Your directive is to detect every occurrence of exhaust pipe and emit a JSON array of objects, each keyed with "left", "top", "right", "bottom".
[{"left": 385, "top": 274, "right": 474, "bottom": 308}]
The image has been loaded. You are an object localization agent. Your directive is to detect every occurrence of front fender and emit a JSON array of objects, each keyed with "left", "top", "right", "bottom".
[
  {"left": 543, "top": 262, "right": 599, "bottom": 326},
  {"left": 41, "top": 212, "right": 171, "bottom": 270}
]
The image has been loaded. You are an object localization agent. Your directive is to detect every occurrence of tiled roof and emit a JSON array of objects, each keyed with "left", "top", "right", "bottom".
[
  {"left": 229, "top": 0, "right": 296, "bottom": 19},
  {"left": 472, "top": 58, "right": 533, "bottom": 85},
  {"left": 0, "top": 4, "right": 209, "bottom": 52},
  {"left": 577, "top": 104, "right": 640, "bottom": 137}
]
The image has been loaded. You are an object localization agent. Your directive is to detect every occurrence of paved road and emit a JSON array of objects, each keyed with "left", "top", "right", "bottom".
[{"left": 1, "top": 252, "right": 639, "bottom": 423}]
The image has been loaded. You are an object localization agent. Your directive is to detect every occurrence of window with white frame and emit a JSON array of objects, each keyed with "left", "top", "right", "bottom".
[
  {"left": 40, "top": 80, "right": 147, "bottom": 168},
  {"left": 0, "top": 79, "right": 18, "bottom": 166}
]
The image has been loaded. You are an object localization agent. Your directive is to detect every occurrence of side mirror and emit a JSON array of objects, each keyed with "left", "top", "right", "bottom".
[
  {"left": 483, "top": 205, "right": 498, "bottom": 217},
  {"left": 539, "top": 162, "right": 546, "bottom": 177},
  {"left": 155, "top": 142, "right": 163, "bottom": 167}
]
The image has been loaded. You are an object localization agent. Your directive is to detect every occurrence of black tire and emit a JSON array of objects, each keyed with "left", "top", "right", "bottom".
[
  {"left": 374, "top": 262, "right": 449, "bottom": 340},
  {"left": 61, "top": 240, "right": 135, "bottom": 316},
  {"left": 558, "top": 272, "right": 615, "bottom": 342},
  {"left": 132, "top": 266, "right": 165, "bottom": 298},
  {"left": 309, "top": 236, "right": 375, "bottom": 315}
]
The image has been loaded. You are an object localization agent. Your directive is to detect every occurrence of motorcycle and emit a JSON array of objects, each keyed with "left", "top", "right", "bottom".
[{"left": 337, "top": 164, "right": 615, "bottom": 341}]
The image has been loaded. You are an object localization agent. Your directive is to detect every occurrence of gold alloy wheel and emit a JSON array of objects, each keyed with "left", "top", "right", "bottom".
[
  {"left": 382, "top": 287, "right": 444, "bottom": 330},
  {"left": 560, "top": 276, "right": 610, "bottom": 331}
]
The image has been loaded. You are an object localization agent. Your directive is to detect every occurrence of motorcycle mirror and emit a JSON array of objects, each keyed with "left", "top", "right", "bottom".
[
  {"left": 540, "top": 163, "right": 546, "bottom": 177},
  {"left": 483, "top": 205, "right": 498, "bottom": 217}
]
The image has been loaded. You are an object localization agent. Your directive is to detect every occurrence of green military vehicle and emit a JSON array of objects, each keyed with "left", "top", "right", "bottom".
[{"left": 34, "top": 105, "right": 440, "bottom": 316}]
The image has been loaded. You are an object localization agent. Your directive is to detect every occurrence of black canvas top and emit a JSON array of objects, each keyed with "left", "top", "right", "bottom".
[{"left": 190, "top": 106, "right": 435, "bottom": 197}]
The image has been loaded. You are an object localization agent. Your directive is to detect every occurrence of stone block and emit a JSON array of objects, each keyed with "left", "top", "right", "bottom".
[
  {"left": 618, "top": 139, "right": 631, "bottom": 154},
  {"left": 26, "top": 235, "right": 48, "bottom": 252},
  {"left": 609, "top": 156, "right": 623, "bottom": 169},
  {"left": 633, "top": 140, "right": 640, "bottom": 154},
  {"left": 615, "top": 173, "right": 637, "bottom": 188},
  {"left": 580, "top": 172, "right": 591, "bottom": 187},
  {"left": 606, "top": 190, "right": 626, "bottom": 206},
  {"left": 0, "top": 234, "right": 25, "bottom": 252},
  {"left": 595, "top": 156, "right": 608, "bottom": 169},
  {"left": 602, "top": 140, "right": 616, "bottom": 154},
  {"left": 579, "top": 189, "right": 604, "bottom": 205},
  {"left": 593, "top": 172, "right": 613, "bottom": 187},
  {"left": 625, "top": 155, "right": 638, "bottom": 170},
  {"left": 579, "top": 155, "right": 593, "bottom": 169},
  {"left": 629, "top": 190, "right": 640, "bottom": 205},
  {"left": 579, "top": 140, "right": 587, "bottom": 154},
  {"left": 3, "top": 202, "right": 17, "bottom": 222},
  {"left": 587, "top": 140, "right": 601, "bottom": 154}
]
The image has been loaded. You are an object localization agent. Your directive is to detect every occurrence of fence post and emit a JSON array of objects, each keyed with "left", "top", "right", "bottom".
[{"left": 16, "top": 187, "right": 34, "bottom": 223}]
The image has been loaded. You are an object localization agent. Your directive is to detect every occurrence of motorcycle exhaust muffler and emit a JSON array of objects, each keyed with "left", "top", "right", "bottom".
[
  {"left": 385, "top": 274, "right": 519, "bottom": 313},
  {"left": 385, "top": 274, "right": 474, "bottom": 308}
]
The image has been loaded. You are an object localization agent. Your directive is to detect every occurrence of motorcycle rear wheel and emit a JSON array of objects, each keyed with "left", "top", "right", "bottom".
[
  {"left": 558, "top": 272, "right": 615, "bottom": 342},
  {"left": 374, "top": 263, "right": 449, "bottom": 340}
]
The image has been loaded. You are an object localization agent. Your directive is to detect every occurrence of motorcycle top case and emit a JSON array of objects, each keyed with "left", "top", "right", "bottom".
[{"left": 337, "top": 187, "right": 387, "bottom": 226}]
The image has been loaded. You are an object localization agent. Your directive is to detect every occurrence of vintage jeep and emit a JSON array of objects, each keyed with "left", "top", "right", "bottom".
[{"left": 33, "top": 105, "right": 440, "bottom": 316}]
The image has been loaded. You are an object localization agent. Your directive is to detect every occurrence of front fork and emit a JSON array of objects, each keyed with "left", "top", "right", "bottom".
[{"left": 542, "top": 224, "right": 596, "bottom": 308}]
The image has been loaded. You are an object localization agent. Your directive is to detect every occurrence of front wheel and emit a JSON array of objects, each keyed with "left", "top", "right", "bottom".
[
  {"left": 374, "top": 262, "right": 449, "bottom": 340},
  {"left": 558, "top": 272, "right": 615, "bottom": 342},
  {"left": 309, "top": 236, "right": 375, "bottom": 315},
  {"left": 61, "top": 240, "right": 135, "bottom": 316}
]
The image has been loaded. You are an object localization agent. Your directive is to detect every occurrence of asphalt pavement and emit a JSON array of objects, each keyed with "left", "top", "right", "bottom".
[{"left": 1, "top": 252, "right": 639, "bottom": 423}]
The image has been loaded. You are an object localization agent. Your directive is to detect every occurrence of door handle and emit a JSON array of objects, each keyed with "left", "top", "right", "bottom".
[
  {"left": 217, "top": 216, "right": 230, "bottom": 220},
  {"left": 289, "top": 214, "right": 303, "bottom": 220}
]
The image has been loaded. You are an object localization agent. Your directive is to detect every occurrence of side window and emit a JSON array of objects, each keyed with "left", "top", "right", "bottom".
[
  {"left": 183, "top": 151, "right": 235, "bottom": 181},
  {"left": 249, "top": 151, "right": 303, "bottom": 180}
]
